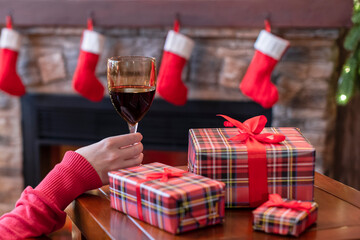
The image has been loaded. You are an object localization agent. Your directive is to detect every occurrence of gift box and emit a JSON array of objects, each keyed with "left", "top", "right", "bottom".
[
  {"left": 252, "top": 194, "right": 318, "bottom": 237},
  {"left": 109, "top": 162, "right": 226, "bottom": 234},
  {"left": 188, "top": 115, "right": 315, "bottom": 208}
]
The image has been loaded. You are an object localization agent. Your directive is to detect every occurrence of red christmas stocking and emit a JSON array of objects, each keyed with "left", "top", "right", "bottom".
[
  {"left": 73, "top": 25, "right": 105, "bottom": 102},
  {"left": 157, "top": 22, "right": 195, "bottom": 106},
  {"left": 240, "top": 30, "right": 289, "bottom": 108},
  {"left": 0, "top": 20, "right": 25, "bottom": 96}
]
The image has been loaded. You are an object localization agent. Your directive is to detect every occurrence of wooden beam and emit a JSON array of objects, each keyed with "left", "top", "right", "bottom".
[{"left": 0, "top": 0, "right": 353, "bottom": 28}]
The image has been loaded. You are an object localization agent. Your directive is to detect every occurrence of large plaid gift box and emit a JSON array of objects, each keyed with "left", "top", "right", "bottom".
[
  {"left": 109, "top": 162, "right": 226, "bottom": 234},
  {"left": 252, "top": 194, "right": 318, "bottom": 237},
  {"left": 188, "top": 119, "right": 315, "bottom": 208}
]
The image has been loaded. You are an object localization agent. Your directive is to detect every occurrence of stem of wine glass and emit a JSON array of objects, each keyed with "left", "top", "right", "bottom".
[{"left": 128, "top": 123, "right": 138, "bottom": 133}]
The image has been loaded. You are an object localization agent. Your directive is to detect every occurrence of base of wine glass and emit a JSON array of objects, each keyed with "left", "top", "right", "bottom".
[{"left": 128, "top": 123, "right": 138, "bottom": 133}]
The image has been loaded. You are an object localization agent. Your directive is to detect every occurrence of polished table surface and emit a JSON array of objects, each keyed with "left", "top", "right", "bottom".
[{"left": 66, "top": 152, "right": 360, "bottom": 240}]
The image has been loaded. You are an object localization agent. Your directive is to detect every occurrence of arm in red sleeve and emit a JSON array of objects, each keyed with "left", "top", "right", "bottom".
[{"left": 0, "top": 151, "right": 102, "bottom": 239}]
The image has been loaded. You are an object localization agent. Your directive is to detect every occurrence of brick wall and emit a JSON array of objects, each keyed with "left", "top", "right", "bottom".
[{"left": 0, "top": 27, "right": 339, "bottom": 214}]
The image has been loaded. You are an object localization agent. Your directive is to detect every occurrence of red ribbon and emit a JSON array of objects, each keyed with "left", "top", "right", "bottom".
[
  {"left": 264, "top": 194, "right": 313, "bottom": 214},
  {"left": 6, "top": 15, "right": 12, "bottom": 29},
  {"left": 173, "top": 19, "right": 180, "bottom": 32},
  {"left": 87, "top": 17, "right": 94, "bottom": 31},
  {"left": 145, "top": 168, "right": 186, "bottom": 182},
  {"left": 136, "top": 168, "right": 187, "bottom": 221},
  {"left": 264, "top": 19, "right": 271, "bottom": 32},
  {"left": 218, "top": 114, "right": 285, "bottom": 207}
]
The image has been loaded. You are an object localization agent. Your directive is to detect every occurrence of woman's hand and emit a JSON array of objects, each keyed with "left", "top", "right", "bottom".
[{"left": 75, "top": 133, "right": 143, "bottom": 184}]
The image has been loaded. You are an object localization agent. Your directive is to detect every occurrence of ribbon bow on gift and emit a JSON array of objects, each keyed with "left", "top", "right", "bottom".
[
  {"left": 217, "top": 114, "right": 285, "bottom": 207},
  {"left": 136, "top": 167, "right": 187, "bottom": 221},
  {"left": 145, "top": 168, "right": 186, "bottom": 182},
  {"left": 218, "top": 114, "right": 285, "bottom": 143},
  {"left": 264, "top": 194, "right": 313, "bottom": 214}
]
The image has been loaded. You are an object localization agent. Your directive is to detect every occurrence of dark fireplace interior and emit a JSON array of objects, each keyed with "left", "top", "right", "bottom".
[{"left": 21, "top": 93, "right": 271, "bottom": 187}]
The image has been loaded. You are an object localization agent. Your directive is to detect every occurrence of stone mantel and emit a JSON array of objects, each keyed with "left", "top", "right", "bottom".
[{"left": 28, "top": 80, "right": 249, "bottom": 102}]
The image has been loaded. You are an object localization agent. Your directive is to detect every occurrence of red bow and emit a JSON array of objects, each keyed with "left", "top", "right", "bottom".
[
  {"left": 217, "top": 114, "right": 285, "bottom": 144},
  {"left": 145, "top": 168, "right": 186, "bottom": 182},
  {"left": 264, "top": 194, "right": 313, "bottom": 214},
  {"left": 217, "top": 114, "right": 285, "bottom": 207},
  {"left": 136, "top": 167, "right": 186, "bottom": 221}
]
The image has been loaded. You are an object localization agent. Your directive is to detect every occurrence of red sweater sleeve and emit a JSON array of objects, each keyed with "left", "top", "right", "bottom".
[{"left": 0, "top": 151, "right": 102, "bottom": 239}]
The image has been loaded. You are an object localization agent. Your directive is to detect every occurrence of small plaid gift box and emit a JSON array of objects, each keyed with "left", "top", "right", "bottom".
[
  {"left": 109, "top": 162, "right": 226, "bottom": 234},
  {"left": 188, "top": 115, "right": 315, "bottom": 208},
  {"left": 253, "top": 194, "right": 318, "bottom": 237}
]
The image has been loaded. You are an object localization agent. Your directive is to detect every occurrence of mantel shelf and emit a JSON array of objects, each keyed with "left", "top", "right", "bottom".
[{"left": 0, "top": 0, "right": 352, "bottom": 28}]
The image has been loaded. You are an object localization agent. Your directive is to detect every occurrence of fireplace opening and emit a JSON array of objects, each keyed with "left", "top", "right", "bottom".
[
  {"left": 21, "top": 92, "right": 271, "bottom": 187},
  {"left": 44, "top": 145, "right": 189, "bottom": 180}
]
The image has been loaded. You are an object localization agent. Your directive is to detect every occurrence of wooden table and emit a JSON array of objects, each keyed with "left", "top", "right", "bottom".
[{"left": 66, "top": 159, "right": 360, "bottom": 239}]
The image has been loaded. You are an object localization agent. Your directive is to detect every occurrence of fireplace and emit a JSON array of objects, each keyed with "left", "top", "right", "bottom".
[{"left": 21, "top": 92, "right": 271, "bottom": 187}]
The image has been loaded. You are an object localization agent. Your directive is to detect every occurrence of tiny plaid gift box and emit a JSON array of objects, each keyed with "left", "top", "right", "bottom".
[
  {"left": 188, "top": 115, "right": 315, "bottom": 208},
  {"left": 253, "top": 194, "right": 318, "bottom": 237},
  {"left": 109, "top": 162, "right": 226, "bottom": 234}
]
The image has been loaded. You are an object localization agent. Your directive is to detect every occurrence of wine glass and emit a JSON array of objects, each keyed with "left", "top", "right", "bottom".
[{"left": 107, "top": 56, "right": 157, "bottom": 133}]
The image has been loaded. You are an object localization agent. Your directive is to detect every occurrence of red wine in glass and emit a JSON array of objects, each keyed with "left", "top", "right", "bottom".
[
  {"left": 109, "top": 85, "right": 156, "bottom": 126},
  {"left": 107, "top": 56, "right": 156, "bottom": 133}
]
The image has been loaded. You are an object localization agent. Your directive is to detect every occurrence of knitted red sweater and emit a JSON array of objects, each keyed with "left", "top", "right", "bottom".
[{"left": 0, "top": 151, "right": 102, "bottom": 239}]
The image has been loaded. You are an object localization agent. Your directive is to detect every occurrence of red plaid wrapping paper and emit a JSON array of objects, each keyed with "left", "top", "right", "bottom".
[
  {"left": 252, "top": 198, "right": 318, "bottom": 236},
  {"left": 188, "top": 127, "right": 315, "bottom": 208},
  {"left": 109, "top": 162, "right": 226, "bottom": 234}
]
